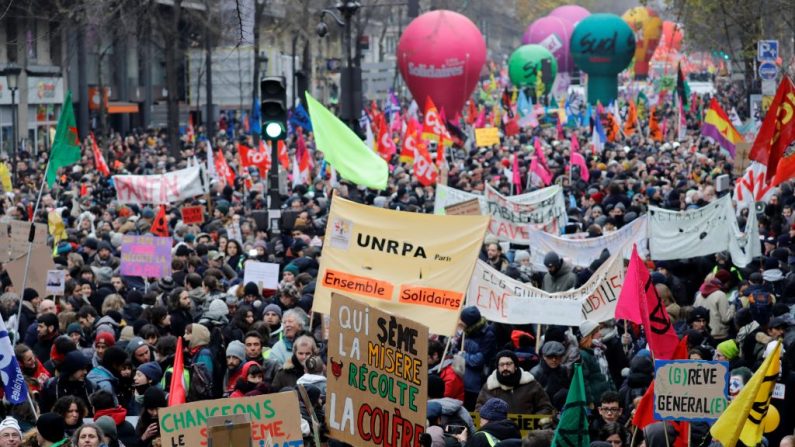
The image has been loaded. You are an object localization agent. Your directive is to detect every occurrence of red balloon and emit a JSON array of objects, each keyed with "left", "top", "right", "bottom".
[{"left": 397, "top": 10, "right": 486, "bottom": 118}]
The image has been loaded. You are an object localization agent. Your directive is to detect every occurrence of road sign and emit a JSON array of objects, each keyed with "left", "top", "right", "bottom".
[
  {"left": 758, "top": 61, "right": 778, "bottom": 80},
  {"left": 757, "top": 40, "right": 778, "bottom": 61},
  {"left": 762, "top": 79, "right": 777, "bottom": 96}
]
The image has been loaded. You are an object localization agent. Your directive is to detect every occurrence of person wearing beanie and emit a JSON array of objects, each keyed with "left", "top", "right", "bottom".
[
  {"left": 475, "top": 350, "right": 553, "bottom": 415},
  {"left": 0, "top": 416, "right": 21, "bottom": 447},
  {"left": 223, "top": 340, "right": 247, "bottom": 394},
  {"left": 456, "top": 306, "right": 496, "bottom": 410},
  {"left": 36, "top": 413, "right": 67, "bottom": 447},
  {"left": 124, "top": 337, "right": 153, "bottom": 368},
  {"left": 578, "top": 320, "right": 616, "bottom": 406},
  {"left": 198, "top": 298, "right": 230, "bottom": 329},
  {"left": 694, "top": 275, "right": 734, "bottom": 343},
  {"left": 136, "top": 387, "right": 166, "bottom": 447},
  {"left": 18, "top": 289, "right": 40, "bottom": 343},
  {"left": 243, "top": 282, "right": 261, "bottom": 300},
  {"left": 263, "top": 303, "right": 283, "bottom": 346},
  {"left": 94, "top": 417, "right": 119, "bottom": 447},
  {"left": 44, "top": 336, "right": 78, "bottom": 376},
  {"left": 185, "top": 323, "right": 214, "bottom": 383},
  {"left": 40, "top": 351, "right": 92, "bottom": 415},
  {"left": 273, "top": 283, "right": 301, "bottom": 313},
  {"left": 129, "top": 362, "right": 163, "bottom": 415},
  {"left": 542, "top": 251, "right": 577, "bottom": 293},
  {"left": 458, "top": 398, "right": 520, "bottom": 447},
  {"left": 89, "top": 390, "right": 137, "bottom": 447},
  {"left": 714, "top": 340, "right": 741, "bottom": 369}
]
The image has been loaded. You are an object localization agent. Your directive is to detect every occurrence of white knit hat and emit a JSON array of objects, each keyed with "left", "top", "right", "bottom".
[{"left": 0, "top": 417, "right": 21, "bottom": 436}]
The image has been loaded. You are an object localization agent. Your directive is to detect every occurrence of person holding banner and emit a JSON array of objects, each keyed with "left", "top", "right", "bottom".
[{"left": 453, "top": 307, "right": 497, "bottom": 410}]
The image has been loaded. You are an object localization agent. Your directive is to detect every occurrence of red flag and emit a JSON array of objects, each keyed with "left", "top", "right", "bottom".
[
  {"left": 400, "top": 119, "right": 420, "bottom": 163},
  {"left": 649, "top": 106, "right": 663, "bottom": 142},
  {"left": 375, "top": 114, "right": 396, "bottom": 161},
  {"left": 89, "top": 132, "right": 110, "bottom": 176},
  {"left": 214, "top": 150, "right": 236, "bottom": 186},
  {"left": 749, "top": 77, "right": 795, "bottom": 183},
  {"left": 530, "top": 156, "right": 552, "bottom": 186},
  {"left": 466, "top": 100, "right": 478, "bottom": 125},
  {"left": 277, "top": 140, "right": 290, "bottom": 170},
  {"left": 512, "top": 153, "right": 522, "bottom": 193},
  {"left": 413, "top": 140, "right": 437, "bottom": 186},
  {"left": 534, "top": 137, "right": 549, "bottom": 171},
  {"left": 168, "top": 336, "right": 187, "bottom": 405},
  {"left": 150, "top": 205, "right": 169, "bottom": 237},
  {"left": 295, "top": 129, "right": 311, "bottom": 174},
  {"left": 422, "top": 97, "right": 445, "bottom": 143},
  {"left": 619, "top": 245, "right": 680, "bottom": 360},
  {"left": 504, "top": 115, "right": 520, "bottom": 137},
  {"left": 238, "top": 142, "right": 270, "bottom": 177}
]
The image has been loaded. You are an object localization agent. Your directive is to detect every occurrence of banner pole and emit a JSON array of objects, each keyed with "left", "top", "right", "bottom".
[{"left": 14, "top": 162, "right": 50, "bottom": 336}]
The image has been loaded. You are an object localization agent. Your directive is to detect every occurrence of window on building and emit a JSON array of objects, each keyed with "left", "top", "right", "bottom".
[
  {"left": 27, "top": 20, "right": 37, "bottom": 62},
  {"left": 49, "top": 21, "right": 61, "bottom": 66},
  {"left": 6, "top": 20, "right": 17, "bottom": 63}
]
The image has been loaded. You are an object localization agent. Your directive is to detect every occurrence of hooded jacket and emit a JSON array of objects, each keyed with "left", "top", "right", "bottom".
[
  {"left": 430, "top": 357, "right": 465, "bottom": 401},
  {"left": 542, "top": 261, "right": 578, "bottom": 293},
  {"left": 465, "top": 420, "right": 522, "bottom": 447},
  {"left": 475, "top": 369, "right": 554, "bottom": 415},
  {"left": 459, "top": 318, "right": 497, "bottom": 394},
  {"left": 94, "top": 406, "right": 138, "bottom": 447},
  {"left": 529, "top": 361, "right": 571, "bottom": 409},
  {"left": 693, "top": 287, "right": 734, "bottom": 339},
  {"left": 429, "top": 397, "right": 477, "bottom": 435}
]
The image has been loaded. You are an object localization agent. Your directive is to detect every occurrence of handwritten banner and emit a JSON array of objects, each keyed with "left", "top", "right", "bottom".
[
  {"left": 113, "top": 165, "right": 208, "bottom": 205},
  {"left": 158, "top": 392, "right": 303, "bottom": 447},
  {"left": 474, "top": 127, "right": 500, "bottom": 147},
  {"left": 466, "top": 252, "right": 625, "bottom": 325},
  {"left": 654, "top": 360, "right": 729, "bottom": 422},
  {"left": 120, "top": 236, "right": 172, "bottom": 278},
  {"left": 444, "top": 198, "right": 481, "bottom": 216},
  {"left": 484, "top": 185, "right": 567, "bottom": 239},
  {"left": 327, "top": 293, "right": 428, "bottom": 446}
]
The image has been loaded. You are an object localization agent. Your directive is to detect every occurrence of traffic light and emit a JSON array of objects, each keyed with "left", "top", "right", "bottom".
[{"left": 260, "top": 76, "right": 287, "bottom": 141}]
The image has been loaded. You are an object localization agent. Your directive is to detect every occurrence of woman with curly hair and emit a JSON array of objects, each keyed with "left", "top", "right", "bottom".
[{"left": 52, "top": 396, "right": 89, "bottom": 437}]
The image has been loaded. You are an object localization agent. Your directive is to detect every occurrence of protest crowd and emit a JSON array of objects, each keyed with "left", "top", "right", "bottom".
[{"left": 1, "top": 9, "right": 795, "bottom": 447}]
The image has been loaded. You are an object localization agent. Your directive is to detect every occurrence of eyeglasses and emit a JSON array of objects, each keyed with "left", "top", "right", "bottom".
[
  {"left": 600, "top": 407, "right": 621, "bottom": 413},
  {"left": 497, "top": 361, "right": 515, "bottom": 368}
]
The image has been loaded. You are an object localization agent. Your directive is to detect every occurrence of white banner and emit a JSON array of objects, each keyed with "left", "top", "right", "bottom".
[
  {"left": 528, "top": 216, "right": 649, "bottom": 268},
  {"left": 433, "top": 184, "right": 552, "bottom": 215},
  {"left": 466, "top": 252, "right": 625, "bottom": 326},
  {"left": 113, "top": 165, "right": 208, "bottom": 205},
  {"left": 484, "top": 185, "right": 567, "bottom": 238},
  {"left": 649, "top": 195, "right": 759, "bottom": 266}
]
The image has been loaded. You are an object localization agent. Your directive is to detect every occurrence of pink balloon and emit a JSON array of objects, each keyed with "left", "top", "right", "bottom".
[
  {"left": 549, "top": 4, "right": 590, "bottom": 26},
  {"left": 397, "top": 10, "right": 486, "bottom": 117},
  {"left": 522, "top": 16, "right": 574, "bottom": 73}
]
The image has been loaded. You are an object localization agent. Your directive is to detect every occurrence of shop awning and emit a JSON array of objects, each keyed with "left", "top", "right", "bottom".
[{"left": 107, "top": 102, "right": 139, "bottom": 114}]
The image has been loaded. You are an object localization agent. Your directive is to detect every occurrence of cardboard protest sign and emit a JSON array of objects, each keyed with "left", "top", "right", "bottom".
[
  {"left": 4, "top": 245, "right": 53, "bottom": 298},
  {"left": 654, "top": 360, "right": 730, "bottom": 422},
  {"left": 315, "top": 197, "right": 488, "bottom": 336},
  {"left": 181, "top": 205, "right": 205, "bottom": 225},
  {"left": 327, "top": 293, "right": 428, "bottom": 446},
  {"left": 120, "top": 236, "right": 172, "bottom": 278},
  {"left": 243, "top": 261, "right": 280, "bottom": 291},
  {"left": 46, "top": 270, "right": 66, "bottom": 295},
  {"left": 467, "top": 252, "right": 624, "bottom": 325},
  {"left": 158, "top": 392, "right": 303, "bottom": 447},
  {"left": 475, "top": 127, "right": 500, "bottom": 147},
  {"left": 0, "top": 220, "right": 49, "bottom": 263},
  {"left": 113, "top": 165, "right": 208, "bottom": 205},
  {"left": 444, "top": 198, "right": 481, "bottom": 216},
  {"left": 469, "top": 412, "right": 547, "bottom": 438}
]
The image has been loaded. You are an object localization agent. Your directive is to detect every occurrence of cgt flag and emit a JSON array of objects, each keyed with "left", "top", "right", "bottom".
[
  {"left": 0, "top": 317, "right": 28, "bottom": 404},
  {"left": 749, "top": 77, "right": 795, "bottom": 183}
]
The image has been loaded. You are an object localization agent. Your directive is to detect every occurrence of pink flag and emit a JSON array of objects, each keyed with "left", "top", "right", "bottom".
[
  {"left": 570, "top": 134, "right": 580, "bottom": 153},
  {"left": 530, "top": 156, "right": 552, "bottom": 186},
  {"left": 618, "top": 245, "right": 680, "bottom": 360},
  {"left": 474, "top": 107, "right": 486, "bottom": 128},
  {"left": 534, "top": 137, "right": 549, "bottom": 171},
  {"left": 556, "top": 120, "right": 564, "bottom": 140},
  {"left": 512, "top": 153, "right": 522, "bottom": 193},
  {"left": 390, "top": 110, "right": 403, "bottom": 134},
  {"left": 570, "top": 151, "right": 590, "bottom": 182}
]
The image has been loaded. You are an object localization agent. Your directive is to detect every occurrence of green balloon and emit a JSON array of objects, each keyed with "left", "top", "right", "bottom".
[{"left": 508, "top": 45, "right": 558, "bottom": 92}]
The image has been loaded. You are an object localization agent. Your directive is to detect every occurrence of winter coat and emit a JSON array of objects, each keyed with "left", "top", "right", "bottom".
[
  {"left": 618, "top": 355, "right": 654, "bottom": 411},
  {"left": 296, "top": 373, "right": 327, "bottom": 397},
  {"left": 430, "top": 397, "right": 477, "bottom": 436},
  {"left": 542, "top": 262, "right": 578, "bottom": 293},
  {"left": 464, "top": 420, "right": 522, "bottom": 447},
  {"left": 40, "top": 377, "right": 94, "bottom": 414},
  {"left": 458, "top": 318, "right": 497, "bottom": 393},
  {"left": 169, "top": 308, "right": 193, "bottom": 340},
  {"left": 475, "top": 369, "right": 554, "bottom": 415},
  {"left": 579, "top": 349, "right": 615, "bottom": 406},
  {"left": 94, "top": 406, "right": 139, "bottom": 447},
  {"left": 430, "top": 359, "right": 465, "bottom": 401},
  {"left": 271, "top": 361, "right": 304, "bottom": 391},
  {"left": 693, "top": 289, "right": 735, "bottom": 339},
  {"left": 529, "top": 361, "right": 571, "bottom": 409},
  {"left": 87, "top": 366, "right": 119, "bottom": 399},
  {"left": 267, "top": 337, "right": 293, "bottom": 368}
]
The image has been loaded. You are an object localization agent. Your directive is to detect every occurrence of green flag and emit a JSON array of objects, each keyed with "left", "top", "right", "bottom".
[
  {"left": 46, "top": 90, "right": 81, "bottom": 187},
  {"left": 305, "top": 92, "right": 387, "bottom": 190},
  {"left": 552, "top": 364, "right": 590, "bottom": 447}
]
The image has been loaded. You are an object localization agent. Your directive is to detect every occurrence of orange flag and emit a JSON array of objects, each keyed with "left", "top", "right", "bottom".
[
  {"left": 624, "top": 100, "right": 638, "bottom": 136},
  {"left": 649, "top": 106, "right": 663, "bottom": 142}
]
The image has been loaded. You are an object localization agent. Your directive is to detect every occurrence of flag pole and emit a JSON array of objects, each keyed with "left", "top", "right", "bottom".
[{"left": 14, "top": 162, "right": 50, "bottom": 337}]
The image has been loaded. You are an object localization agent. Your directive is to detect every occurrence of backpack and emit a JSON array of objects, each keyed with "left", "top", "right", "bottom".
[
  {"left": 187, "top": 362, "right": 213, "bottom": 402},
  {"left": 748, "top": 289, "right": 773, "bottom": 326}
]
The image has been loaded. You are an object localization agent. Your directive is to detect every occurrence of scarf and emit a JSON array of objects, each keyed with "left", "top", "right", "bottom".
[
  {"left": 699, "top": 279, "right": 722, "bottom": 297},
  {"left": 592, "top": 340, "right": 612, "bottom": 383},
  {"left": 464, "top": 318, "right": 486, "bottom": 337}
]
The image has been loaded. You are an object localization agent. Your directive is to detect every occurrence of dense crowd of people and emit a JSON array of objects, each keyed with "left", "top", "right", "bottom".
[{"left": 0, "top": 76, "right": 793, "bottom": 447}]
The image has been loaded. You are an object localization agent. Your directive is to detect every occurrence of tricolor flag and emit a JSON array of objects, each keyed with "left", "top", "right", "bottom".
[{"left": 701, "top": 97, "right": 743, "bottom": 157}]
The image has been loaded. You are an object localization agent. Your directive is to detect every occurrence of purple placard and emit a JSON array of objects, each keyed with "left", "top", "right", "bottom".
[{"left": 120, "top": 236, "right": 173, "bottom": 279}]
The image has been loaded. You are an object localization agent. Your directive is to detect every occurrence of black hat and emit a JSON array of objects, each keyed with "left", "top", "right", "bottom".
[
  {"left": 175, "top": 245, "right": 193, "bottom": 257},
  {"left": 495, "top": 350, "right": 519, "bottom": 367},
  {"left": 243, "top": 282, "right": 260, "bottom": 297},
  {"left": 143, "top": 386, "right": 167, "bottom": 409},
  {"left": 23, "top": 288, "right": 39, "bottom": 302},
  {"left": 688, "top": 306, "right": 710, "bottom": 324},
  {"left": 58, "top": 351, "right": 90, "bottom": 378},
  {"left": 36, "top": 413, "right": 65, "bottom": 443},
  {"left": 84, "top": 238, "right": 99, "bottom": 250}
]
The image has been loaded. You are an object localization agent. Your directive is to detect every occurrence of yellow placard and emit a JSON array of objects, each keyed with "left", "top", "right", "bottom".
[{"left": 475, "top": 127, "right": 501, "bottom": 147}]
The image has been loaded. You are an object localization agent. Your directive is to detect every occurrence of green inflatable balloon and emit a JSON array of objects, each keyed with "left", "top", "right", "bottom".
[
  {"left": 508, "top": 45, "right": 558, "bottom": 93},
  {"left": 570, "top": 13, "right": 635, "bottom": 105}
]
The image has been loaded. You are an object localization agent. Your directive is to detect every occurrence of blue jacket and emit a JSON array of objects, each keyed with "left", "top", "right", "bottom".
[
  {"left": 86, "top": 366, "right": 119, "bottom": 405},
  {"left": 459, "top": 319, "right": 497, "bottom": 393}
]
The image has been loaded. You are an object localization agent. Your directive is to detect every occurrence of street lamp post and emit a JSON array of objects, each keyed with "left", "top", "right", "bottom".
[
  {"left": 2, "top": 65, "right": 22, "bottom": 186},
  {"left": 317, "top": 1, "right": 361, "bottom": 132}
]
